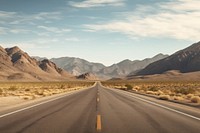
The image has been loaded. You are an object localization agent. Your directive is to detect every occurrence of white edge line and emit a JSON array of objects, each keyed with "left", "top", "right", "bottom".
[
  {"left": 111, "top": 88, "right": 200, "bottom": 121},
  {"left": 0, "top": 87, "right": 91, "bottom": 119}
]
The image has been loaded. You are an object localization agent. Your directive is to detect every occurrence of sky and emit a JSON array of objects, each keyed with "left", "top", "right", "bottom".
[{"left": 0, "top": 0, "right": 199, "bottom": 66}]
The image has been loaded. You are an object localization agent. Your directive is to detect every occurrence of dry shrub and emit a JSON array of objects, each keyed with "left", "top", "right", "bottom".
[
  {"left": 146, "top": 91, "right": 156, "bottom": 95},
  {"left": 157, "top": 90, "right": 164, "bottom": 95},
  {"left": 132, "top": 88, "right": 138, "bottom": 92},
  {"left": 134, "top": 86, "right": 140, "bottom": 90},
  {"left": 158, "top": 95, "right": 170, "bottom": 100},
  {"left": 8, "top": 86, "right": 18, "bottom": 91},
  {"left": 191, "top": 96, "right": 200, "bottom": 103},
  {"left": 25, "top": 88, "right": 30, "bottom": 91},
  {"left": 148, "top": 86, "right": 159, "bottom": 92},
  {"left": 21, "top": 96, "right": 32, "bottom": 100},
  {"left": 173, "top": 96, "right": 184, "bottom": 101},
  {"left": 174, "top": 88, "right": 195, "bottom": 95},
  {"left": 125, "top": 84, "right": 133, "bottom": 90},
  {"left": 186, "top": 94, "right": 194, "bottom": 99},
  {"left": 0, "top": 89, "right": 3, "bottom": 95},
  {"left": 35, "top": 90, "right": 44, "bottom": 95},
  {"left": 154, "top": 90, "right": 164, "bottom": 95}
]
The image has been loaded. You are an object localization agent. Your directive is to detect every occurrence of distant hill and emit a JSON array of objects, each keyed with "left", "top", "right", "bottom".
[
  {"left": 0, "top": 46, "right": 72, "bottom": 81},
  {"left": 136, "top": 41, "right": 200, "bottom": 76},
  {"left": 76, "top": 72, "right": 98, "bottom": 80},
  {"left": 97, "top": 54, "right": 168, "bottom": 78},
  {"left": 50, "top": 57, "right": 106, "bottom": 76},
  {"left": 32, "top": 56, "right": 47, "bottom": 61},
  {"left": 46, "top": 54, "right": 167, "bottom": 79}
]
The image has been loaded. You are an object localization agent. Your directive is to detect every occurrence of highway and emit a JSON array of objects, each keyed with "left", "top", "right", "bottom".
[{"left": 0, "top": 82, "right": 200, "bottom": 133}]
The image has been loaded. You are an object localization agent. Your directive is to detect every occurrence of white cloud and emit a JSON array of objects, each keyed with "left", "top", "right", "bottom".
[
  {"left": 69, "top": 0, "right": 125, "bottom": 8},
  {"left": 10, "top": 29, "right": 29, "bottom": 34},
  {"left": 65, "top": 37, "right": 80, "bottom": 42},
  {"left": 37, "top": 25, "right": 71, "bottom": 34},
  {"left": 84, "top": 0, "right": 200, "bottom": 41},
  {"left": 0, "top": 11, "right": 63, "bottom": 36},
  {"left": 32, "top": 12, "right": 62, "bottom": 20},
  {"left": 0, "top": 11, "right": 62, "bottom": 26},
  {"left": 0, "top": 11, "right": 16, "bottom": 18}
]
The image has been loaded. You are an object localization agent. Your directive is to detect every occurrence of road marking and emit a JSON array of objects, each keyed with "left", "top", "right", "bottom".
[
  {"left": 0, "top": 89, "right": 86, "bottom": 119},
  {"left": 96, "top": 115, "right": 102, "bottom": 131},
  {"left": 113, "top": 89, "right": 200, "bottom": 121}
]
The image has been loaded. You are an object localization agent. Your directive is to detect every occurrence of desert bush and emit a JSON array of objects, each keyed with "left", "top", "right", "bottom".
[
  {"left": 8, "top": 86, "right": 18, "bottom": 91},
  {"left": 173, "top": 96, "right": 184, "bottom": 101},
  {"left": 60, "top": 84, "right": 65, "bottom": 89},
  {"left": 125, "top": 84, "right": 133, "bottom": 90},
  {"left": 146, "top": 91, "right": 156, "bottom": 95},
  {"left": 25, "top": 88, "right": 30, "bottom": 91},
  {"left": 191, "top": 96, "right": 200, "bottom": 103},
  {"left": 134, "top": 86, "right": 140, "bottom": 89},
  {"left": 21, "top": 96, "right": 32, "bottom": 100},
  {"left": 148, "top": 86, "right": 159, "bottom": 92},
  {"left": 158, "top": 95, "right": 170, "bottom": 100},
  {"left": 174, "top": 88, "right": 195, "bottom": 95},
  {"left": 186, "top": 94, "right": 194, "bottom": 99},
  {"left": 0, "top": 89, "right": 3, "bottom": 95},
  {"left": 157, "top": 90, "right": 164, "bottom": 95}
]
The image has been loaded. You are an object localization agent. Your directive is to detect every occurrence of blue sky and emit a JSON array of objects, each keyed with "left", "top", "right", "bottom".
[{"left": 0, "top": 0, "right": 199, "bottom": 66}]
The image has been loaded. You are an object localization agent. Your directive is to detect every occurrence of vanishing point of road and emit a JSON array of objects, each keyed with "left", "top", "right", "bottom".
[{"left": 0, "top": 82, "right": 200, "bottom": 133}]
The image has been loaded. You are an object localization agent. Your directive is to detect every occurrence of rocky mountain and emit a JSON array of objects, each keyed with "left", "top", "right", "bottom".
[
  {"left": 76, "top": 72, "right": 98, "bottom": 80},
  {"left": 32, "top": 56, "right": 47, "bottom": 61},
  {"left": 50, "top": 57, "right": 106, "bottom": 76},
  {"left": 39, "top": 59, "right": 70, "bottom": 77},
  {"left": 97, "top": 53, "right": 168, "bottom": 78},
  {"left": 136, "top": 41, "right": 200, "bottom": 76},
  {"left": 0, "top": 46, "right": 71, "bottom": 81},
  {"left": 35, "top": 54, "right": 168, "bottom": 79}
]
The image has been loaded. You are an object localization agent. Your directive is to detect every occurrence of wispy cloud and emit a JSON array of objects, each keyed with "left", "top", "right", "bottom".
[
  {"left": 69, "top": 0, "right": 125, "bottom": 8},
  {"left": 31, "top": 12, "right": 62, "bottom": 21},
  {"left": 65, "top": 37, "right": 80, "bottom": 42},
  {"left": 37, "top": 25, "right": 71, "bottom": 34},
  {"left": 0, "top": 11, "right": 61, "bottom": 25},
  {"left": 84, "top": 0, "right": 200, "bottom": 41},
  {"left": 0, "top": 11, "right": 64, "bottom": 36},
  {"left": 0, "top": 11, "right": 16, "bottom": 18},
  {"left": 10, "top": 29, "right": 30, "bottom": 34}
]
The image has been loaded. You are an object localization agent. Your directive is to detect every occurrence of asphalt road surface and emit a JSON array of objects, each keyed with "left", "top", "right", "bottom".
[{"left": 0, "top": 82, "right": 200, "bottom": 133}]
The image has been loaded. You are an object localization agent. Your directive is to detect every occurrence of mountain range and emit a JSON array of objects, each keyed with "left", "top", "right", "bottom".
[
  {"left": 1, "top": 41, "right": 200, "bottom": 81},
  {"left": 33, "top": 53, "right": 168, "bottom": 79}
]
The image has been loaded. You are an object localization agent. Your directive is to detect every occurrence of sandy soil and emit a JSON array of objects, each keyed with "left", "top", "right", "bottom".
[
  {"left": 0, "top": 96, "right": 26, "bottom": 110},
  {"left": 0, "top": 88, "right": 83, "bottom": 113}
]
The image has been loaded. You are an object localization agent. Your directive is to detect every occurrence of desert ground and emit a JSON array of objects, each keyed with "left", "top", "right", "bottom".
[
  {"left": 102, "top": 80, "right": 200, "bottom": 105},
  {"left": 0, "top": 81, "right": 94, "bottom": 111}
]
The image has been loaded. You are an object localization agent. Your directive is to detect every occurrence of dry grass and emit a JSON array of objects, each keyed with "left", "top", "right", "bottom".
[
  {"left": 173, "top": 96, "right": 184, "bottom": 101},
  {"left": 0, "top": 81, "right": 94, "bottom": 100},
  {"left": 191, "top": 96, "right": 200, "bottom": 103},
  {"left": 102, "top": 81, "right": 200, "bottom": 103}
]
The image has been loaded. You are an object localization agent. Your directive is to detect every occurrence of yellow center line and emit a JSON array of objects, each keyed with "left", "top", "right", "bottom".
[{"left": 96, "top": 115, "right": 102, "bottom": 131}]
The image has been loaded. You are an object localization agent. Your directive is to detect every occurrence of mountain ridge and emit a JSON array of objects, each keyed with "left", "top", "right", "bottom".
[
  {"left": 136, "top": 41, "right": 200, "bottom": 76},
  {"left": 0, "top": 46, "right": 72, "bottom": 81},
  {"left": 34, "top": 53, "right": 168, "bottom": 79}
]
